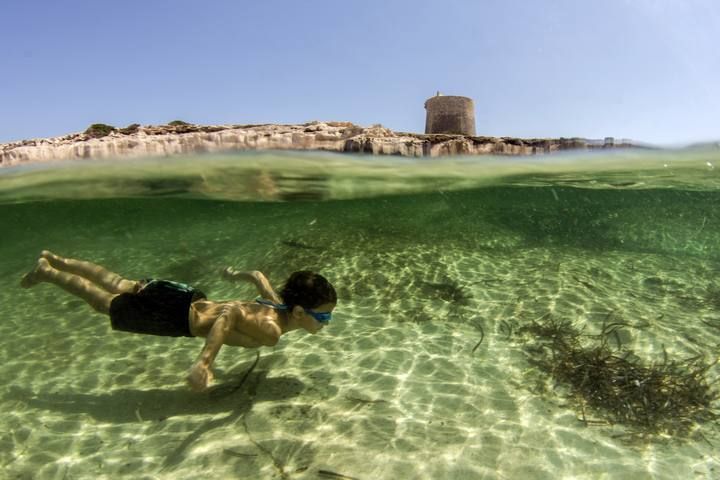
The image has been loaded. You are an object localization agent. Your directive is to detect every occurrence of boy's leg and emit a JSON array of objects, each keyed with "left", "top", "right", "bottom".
[
  {"left": 40, "top": 250, "right": 139, "bottom": 294},
  {"left": 21, "top": 258, "right": 116, "bottom": 314}
]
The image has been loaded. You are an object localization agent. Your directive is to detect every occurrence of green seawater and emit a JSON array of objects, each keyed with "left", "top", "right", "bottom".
[{"left": 1, "top": 150, "right": 719, "bottom": 479}]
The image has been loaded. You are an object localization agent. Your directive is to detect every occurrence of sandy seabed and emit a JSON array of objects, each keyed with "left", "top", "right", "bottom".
[{"left": 1, "top": 189, "right": 719, "bottom": 480}]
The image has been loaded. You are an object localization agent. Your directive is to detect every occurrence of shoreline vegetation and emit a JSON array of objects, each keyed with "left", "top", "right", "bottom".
[{"left": 0, "top": 121, "right": 649, "bottom": 168}]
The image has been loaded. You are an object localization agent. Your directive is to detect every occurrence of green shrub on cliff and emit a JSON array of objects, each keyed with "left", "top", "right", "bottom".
[
  {"left": 84, "top": 123, "right": 116, "bottom": 138},
  {"left": 168, "top": 120, "right": 190, "bottom": 126},
  {"left": 119, "top": 123, "right": 140, "bottom": 134}
]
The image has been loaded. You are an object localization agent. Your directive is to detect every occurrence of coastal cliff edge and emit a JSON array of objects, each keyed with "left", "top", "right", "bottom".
[{"left": 0, "top": 122, "right": 639, "bottom": 167}]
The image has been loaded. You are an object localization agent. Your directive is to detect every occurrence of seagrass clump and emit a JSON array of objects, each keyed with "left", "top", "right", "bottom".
[{"left": 518, "top": 315, "right": 719, "bottom": 437}]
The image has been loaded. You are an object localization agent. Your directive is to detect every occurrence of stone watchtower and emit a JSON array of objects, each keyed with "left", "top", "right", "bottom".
[{"left": 424, "top": 93, "right": 476, "bottom": 135}]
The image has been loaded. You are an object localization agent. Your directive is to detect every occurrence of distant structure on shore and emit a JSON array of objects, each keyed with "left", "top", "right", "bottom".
[{"left": 424, "top": 93, "right": 476, "bottom": 136}]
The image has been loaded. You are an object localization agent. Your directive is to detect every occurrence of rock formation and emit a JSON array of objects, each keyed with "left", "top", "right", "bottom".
[{"left": 0, "top": 122, "right": 640, "bottom": 167}]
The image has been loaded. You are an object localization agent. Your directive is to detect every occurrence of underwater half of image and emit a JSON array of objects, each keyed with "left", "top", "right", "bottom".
[{"left": 1, "top": 150, "right": 719, "bottom": 479}]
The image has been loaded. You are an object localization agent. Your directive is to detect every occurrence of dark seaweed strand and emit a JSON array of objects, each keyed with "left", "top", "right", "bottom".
[
  {"left": 472, "top": 322, "right": 485, "bottom": 354},
  {"left": 209, "top": 351, "right": 261, "bottom": 399},
  {"left": 517, "top": 315, "right": 720, "bottom": 438},
  {"left": 500, "top": 319, "right": 513, "bottom": 339},
  {"left": 318, "top": 470, "right": 361, "bottom": 480}
]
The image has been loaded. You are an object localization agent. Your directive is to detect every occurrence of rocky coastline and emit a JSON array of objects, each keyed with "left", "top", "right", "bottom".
[{"left": 0, "top": 121, "right": 641, "bottom": 167}]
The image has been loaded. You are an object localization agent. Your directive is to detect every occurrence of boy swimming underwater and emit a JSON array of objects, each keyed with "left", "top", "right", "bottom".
[{"left": 20, "top": 251, "right": 337, "bottom": 392}]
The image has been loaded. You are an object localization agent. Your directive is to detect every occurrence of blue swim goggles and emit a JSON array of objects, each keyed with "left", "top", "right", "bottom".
[{"left": 256, "top": 298, "right": 332, "bottom": 324}]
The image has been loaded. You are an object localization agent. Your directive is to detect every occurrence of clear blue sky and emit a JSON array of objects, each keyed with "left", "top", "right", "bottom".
[{"left": 1, "top": 0, "right": 718, "bottom": 145}]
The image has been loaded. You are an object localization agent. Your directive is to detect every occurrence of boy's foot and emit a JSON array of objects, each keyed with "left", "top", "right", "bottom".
[{"left": 20, "top": 258, "right": 51, "bottom": 288}]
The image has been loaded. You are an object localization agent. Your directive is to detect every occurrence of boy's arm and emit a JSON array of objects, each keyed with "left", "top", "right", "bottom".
[
  {"left": 221, "top": 268, "right": 282, "bottom": 304},
  {"left": 187, "top": 306, "right": 233, "bottom": 392}
]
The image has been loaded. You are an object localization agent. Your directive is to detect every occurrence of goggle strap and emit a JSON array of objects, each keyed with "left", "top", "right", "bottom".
[{"left": 256, "top": 298, "right": 288, "bottom": 310}]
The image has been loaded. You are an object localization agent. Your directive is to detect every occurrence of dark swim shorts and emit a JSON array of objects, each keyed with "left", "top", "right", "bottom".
[{"left": 109, "top": 279, "right": 206, "bottom": 337}]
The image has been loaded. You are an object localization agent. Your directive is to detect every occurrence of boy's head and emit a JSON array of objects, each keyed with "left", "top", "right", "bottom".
[
  {"left": 280, "top": 271, "right": 337, "bottom": 334},
  {"left": 280, "top": 271, "right": 337, "bottom": 311}
]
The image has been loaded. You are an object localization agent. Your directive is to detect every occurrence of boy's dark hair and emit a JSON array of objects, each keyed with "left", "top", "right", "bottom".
[{"left": 280, "top": 271, "right": 337, "bottom": 310}]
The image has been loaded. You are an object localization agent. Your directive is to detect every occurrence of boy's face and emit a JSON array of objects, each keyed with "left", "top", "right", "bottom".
[{"left": 296, "top": 302, "right": 336, "bottom": 334}]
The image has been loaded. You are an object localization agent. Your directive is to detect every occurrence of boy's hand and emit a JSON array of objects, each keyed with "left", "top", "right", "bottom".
[
  {"left": 187, "top": 361, "right": 214, "bottom": 392},
  {"left": 221, "top": 266, "right": 237, "bottom": 280}
]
